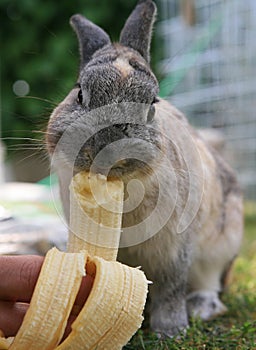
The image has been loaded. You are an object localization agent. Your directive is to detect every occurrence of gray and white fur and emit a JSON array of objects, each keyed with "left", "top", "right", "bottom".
[{"left": 46, "top": 0, "right": 243, "bottom": 337}]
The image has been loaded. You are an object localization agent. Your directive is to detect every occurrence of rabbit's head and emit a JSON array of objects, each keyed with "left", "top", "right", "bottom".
[{"left": 47, "top": 0, "right": 162, "bottom": 178}]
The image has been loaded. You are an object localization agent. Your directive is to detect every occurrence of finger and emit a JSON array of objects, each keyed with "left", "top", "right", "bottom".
[
  {"left": 0, "top": 255, "right": 44, "bottom": 302},
  {"left": 0, "top": 275, "right": 94, "bottom": 340},
  {"left": 63, "top": 274, "right": 94, "bottom": 339},
  {"left": 0, "top": 301, "right": 28, "bottom": 337},
  {"left": 62, "top": 274, "right": 94, "bottom": 341},
  {"left": 73, "top": 274, "right": 94, "bottom": 310}
]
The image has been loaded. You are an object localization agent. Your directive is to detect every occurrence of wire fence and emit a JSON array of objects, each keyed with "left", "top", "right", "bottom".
[{"left": 157, "top": 0, "right": 256, "bottom": 200}]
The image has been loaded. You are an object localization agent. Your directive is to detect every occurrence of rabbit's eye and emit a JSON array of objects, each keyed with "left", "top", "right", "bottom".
[
  {"left": 77, "top": 89, "right": 83, "bottom": 104},
  {"left": 147, "top": 104, "right": 155, "bottom": 123}
]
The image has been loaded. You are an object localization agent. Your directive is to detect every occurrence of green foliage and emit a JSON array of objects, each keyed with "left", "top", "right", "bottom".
[
  {"left": 1, "top": 0, "right": 162, "bottom": 153},
  {"left": 124, "top": 203, "right": 256, "bottom": 349}
]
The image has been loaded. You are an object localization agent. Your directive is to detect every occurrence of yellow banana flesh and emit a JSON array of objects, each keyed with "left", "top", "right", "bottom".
[
  {"left": 0, "top": 171, "right": 148, "bottom": 350},
  {"left": 68, "top": 171, "right": 124, "bottom": 260}
]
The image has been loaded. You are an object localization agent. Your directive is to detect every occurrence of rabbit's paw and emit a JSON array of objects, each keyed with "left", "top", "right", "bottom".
[
  {"left": 186, "top": 290, "right": 227, "bottom": 320},
  {"left": 155, "top": 325, "right": 188, "bottom": 340},
  {"left": 150, "top": 303, "right": 188, "bottom": 337}
]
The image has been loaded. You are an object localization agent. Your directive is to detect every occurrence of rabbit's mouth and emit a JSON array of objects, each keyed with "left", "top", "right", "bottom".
[
  {"left": 70, "top": 123, "right": 163, "bottom": 179},
  {"left": 49, "top": 119, "right": 163, "bottom": 179},
  {"left": 73, "top": 149, "right": 156, "bottom": 179},
  {"left": 88, "top": 158, "right": 152, "bottom": 179}
]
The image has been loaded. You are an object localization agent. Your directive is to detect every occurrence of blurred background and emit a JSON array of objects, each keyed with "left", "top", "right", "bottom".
[{"left": 1, "top": 0, "right": 256, "bottom": 201}]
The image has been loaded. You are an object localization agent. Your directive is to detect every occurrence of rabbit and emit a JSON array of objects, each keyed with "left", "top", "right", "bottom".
[{"left": 46, "top": 0, "right": 243, "bottom": 337}]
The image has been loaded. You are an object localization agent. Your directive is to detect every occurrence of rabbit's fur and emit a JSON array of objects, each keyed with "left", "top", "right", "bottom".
[{"left": 47, "top": 0, "right": 243, "bottom": 337}]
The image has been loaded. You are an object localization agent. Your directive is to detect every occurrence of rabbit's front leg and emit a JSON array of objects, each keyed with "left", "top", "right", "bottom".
[
  {"left": 149, "top": 244, "right": 190, "bottom": 337},
  {"left": 150, "top": 285, "right": 188, "bottom": 338}
]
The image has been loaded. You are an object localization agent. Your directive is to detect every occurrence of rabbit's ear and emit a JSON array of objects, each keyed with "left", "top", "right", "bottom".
[
  {"left": 70, "top": 14, "right": 111, "bottom": 68},
  {"left": 120, "top": 0, "right": 157, "bottom": 63}
]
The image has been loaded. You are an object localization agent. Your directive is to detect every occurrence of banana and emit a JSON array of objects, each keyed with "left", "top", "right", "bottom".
[
  {"left": 0, "top": 171, "right": 148, "bottom": 350},
  {"left": 68, "top": 171, "right": 124, "bottom": 260},
  {"left": 62, "top": 172, "right": 148, "bottom": 350}
]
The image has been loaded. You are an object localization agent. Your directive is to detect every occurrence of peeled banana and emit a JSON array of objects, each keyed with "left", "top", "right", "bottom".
[
  {"left": 68, "top": 171, "right": 124, "bottom": 260},
  {"left": 0, "top": 171, "right": 148, "bottom": 350}
]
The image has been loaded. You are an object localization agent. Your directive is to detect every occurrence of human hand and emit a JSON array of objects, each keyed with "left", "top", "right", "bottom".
[{"left": 0, "top": 254, "right": 94, "bottom": 339}]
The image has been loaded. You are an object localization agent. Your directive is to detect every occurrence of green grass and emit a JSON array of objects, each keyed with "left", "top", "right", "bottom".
[{"left": 124, "top": 202, "right": 256, "bottom": 350}]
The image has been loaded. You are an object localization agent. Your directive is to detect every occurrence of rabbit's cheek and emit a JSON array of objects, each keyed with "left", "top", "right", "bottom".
[{"left": 46, "top": 88, "right": 82, "bottom": 153}]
